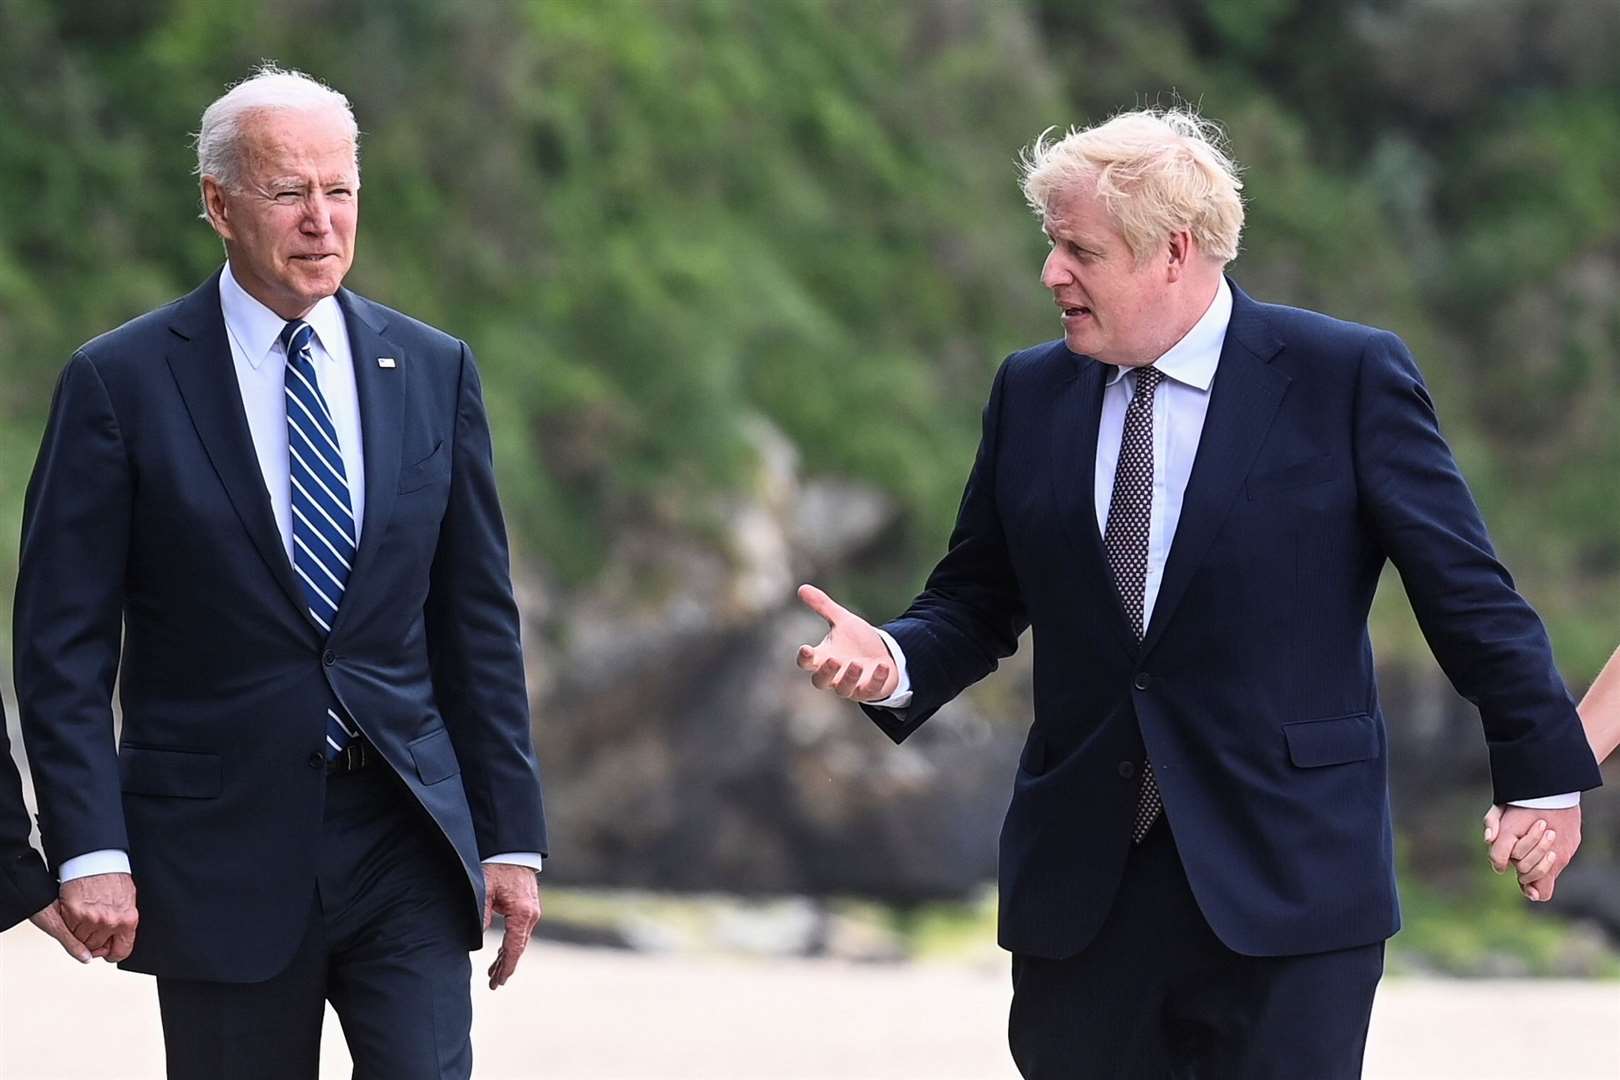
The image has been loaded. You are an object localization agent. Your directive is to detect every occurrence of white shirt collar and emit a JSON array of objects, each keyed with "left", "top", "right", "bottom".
[
  {"left": 219, "top": 261, "right": 348, "bottom": 369},
  {"left": 1105, "top": 276, "right": 1232, "bottom": 391}
]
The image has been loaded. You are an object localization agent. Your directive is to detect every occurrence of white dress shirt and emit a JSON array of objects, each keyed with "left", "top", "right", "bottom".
[
  {"left": 60, "top": 263, "right": 541, "bottom": 882},
  {"left": 870, "top": 278, "right": 1575, "bottom": 811}
]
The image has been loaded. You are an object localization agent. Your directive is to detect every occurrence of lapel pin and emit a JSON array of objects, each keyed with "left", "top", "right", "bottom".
[{"left": 377, "top": 357, "right": 397, "bottom": 369}]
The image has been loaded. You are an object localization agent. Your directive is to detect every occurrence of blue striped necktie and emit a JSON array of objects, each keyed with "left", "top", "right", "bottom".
[{"left": 280, "top": 319, "right": 360, "bottom": 760}]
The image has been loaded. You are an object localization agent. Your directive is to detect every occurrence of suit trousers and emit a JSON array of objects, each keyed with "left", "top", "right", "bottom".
[
  {"left": 1008, "top": 820, "right": 1384, "bottom": 1079},
  {"left": 156, "top": 762, "right": 474, "bottom": 1080}
]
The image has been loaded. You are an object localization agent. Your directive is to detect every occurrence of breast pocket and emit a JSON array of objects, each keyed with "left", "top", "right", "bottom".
[
  {"left": 1246, "top": 455, "right": 1336, "bottom": 500},
  {"left": 398, "top": 440, "right": 450, "bottom": 494}
]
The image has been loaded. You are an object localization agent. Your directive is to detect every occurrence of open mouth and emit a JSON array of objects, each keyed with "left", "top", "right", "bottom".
[{"left": 1061, "top": 306, "right": 1092, "bottom": 320}]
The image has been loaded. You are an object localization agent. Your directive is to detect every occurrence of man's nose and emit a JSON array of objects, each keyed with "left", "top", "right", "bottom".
[
  {"left": 300, "top": 193, "right": 332, "bottom": 234},
  {"left": 1040, "top": 249, "right": 1072, "bottom": 289}
]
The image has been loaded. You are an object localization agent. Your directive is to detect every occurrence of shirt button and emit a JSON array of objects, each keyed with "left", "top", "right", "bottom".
[
  {"left": 1117, "top": 761, "right": 1136, "bottom": 779},
  {"left": 322, "top": 650, "right": 337, "bottom": 667},
  {"left": 307, "top": 752, "right": 325, "bottom": 769},
  {"left": 1133, "top": 672, "right": 1152, "bottom": 691}
]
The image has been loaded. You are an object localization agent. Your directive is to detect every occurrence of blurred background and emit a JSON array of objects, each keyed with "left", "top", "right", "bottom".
[{"left": 2, "top": 0, "right": 1619, "bottom": 1076}]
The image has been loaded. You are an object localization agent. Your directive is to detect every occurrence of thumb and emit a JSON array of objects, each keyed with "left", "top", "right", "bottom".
[
  {"left": 797, "top": 583, "right": 850, "bottom": 628},
  {"left": 35, "top": 904, "right": 93, "bottom": 964},
  {"left": 1483, "top": 804, "right": 1503, "bottom": 843}
]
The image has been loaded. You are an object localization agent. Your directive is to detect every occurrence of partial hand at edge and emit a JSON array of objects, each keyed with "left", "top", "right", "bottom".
[
  {"left": 795, "top": 584, "right": 899, "bottom": 703},
  {"left": 58, "top": 872, "right": 138, "bottom": 961},
  {"left": 483, "top": 863, "right": 541, "bottom": 990}
]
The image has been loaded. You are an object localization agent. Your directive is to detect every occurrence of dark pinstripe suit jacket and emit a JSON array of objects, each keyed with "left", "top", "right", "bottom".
[{"left": 866, "top": 281, "right": 1602, "bottom": 960}]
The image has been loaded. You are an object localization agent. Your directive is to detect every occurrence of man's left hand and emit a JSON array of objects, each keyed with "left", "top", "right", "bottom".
[
  {"left": 482, "top": 863, "right": 541, "bottom": 989},
  {"left": 1484, "top": 804, "right": 1583, "bottom": 901}
]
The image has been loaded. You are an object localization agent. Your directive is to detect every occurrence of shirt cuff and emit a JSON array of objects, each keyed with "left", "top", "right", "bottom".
[
  {"left": 868, "top": 628, "right": 914, "bottom": 709},
  {"left": 1505, "top": 792, "right": 1580, "bottom": 810},
  {"left": 59, "top": 849, "right": 132, "bottom": 883},
  {"left": 482, "top": 852, "right": 543, "bottom": 873}
]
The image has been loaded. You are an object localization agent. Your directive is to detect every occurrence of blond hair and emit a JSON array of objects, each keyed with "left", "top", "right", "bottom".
[{"left": 1019, "top": 107, "right": 1244, "bottom": 265}]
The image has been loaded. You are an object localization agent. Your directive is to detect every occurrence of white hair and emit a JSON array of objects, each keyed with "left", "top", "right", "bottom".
[
  {"left": 194, "top": 63, "right": 358, "bottom": 219},
  {"left": 1019, "top": 107, "right": 1245, "bottom": 266}
]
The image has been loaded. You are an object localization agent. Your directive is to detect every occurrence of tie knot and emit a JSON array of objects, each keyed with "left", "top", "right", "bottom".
[
  {"left": 1132, "top": 365, "right": 1164, "bottom": 400},
  {"left": 279, "top": 319, "right": 314, "bottom": 359}
]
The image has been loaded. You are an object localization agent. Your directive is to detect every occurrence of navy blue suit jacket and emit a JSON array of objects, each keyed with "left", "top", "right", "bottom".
[
  {"left": 1, "top": 699, "right": 56, "bottom": 931},
  {"left": 865, "top": 282, "right": 1601, "bottom": 960},
  {"left": 13, "top": 271, "right": 547, "bottom": 981}
]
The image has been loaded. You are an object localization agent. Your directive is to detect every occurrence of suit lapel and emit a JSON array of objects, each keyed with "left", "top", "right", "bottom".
[
  {"left": 1140, "top": 284, "right": 1288, "bottom": 655},
  {"left": 331, "top": 289, "right": 403, "bottom": 635},
  {"left": 1048, "top": 357, "right": 1137, "bottom": 652},
  {"left": 164, "top": 272, "right": 318, "bottom": 632}
]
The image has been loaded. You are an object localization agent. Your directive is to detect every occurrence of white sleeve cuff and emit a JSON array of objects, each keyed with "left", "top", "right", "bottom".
[
  {"left": 1505, "top": 792, "right": 1580, "bottom": 810},
  {"left": 58, "top": 849, "right": 132, "bottom": 883},
  {"left": 868, "top": 628, "right": 914, "bottom": 709},
  {"left": 482, "top": 852, "right": 543, "bottom": 873}
]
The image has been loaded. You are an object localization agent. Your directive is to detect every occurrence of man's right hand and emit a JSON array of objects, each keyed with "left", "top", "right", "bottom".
[
  {"left": 59, "top": 872, "right": 138, "bottom": 962},
  {"left": 28, "top": 900, "right": 94, "bottom": 963},
  {"left": 795, "top": 584, "right": 900, "bottom": 702}
]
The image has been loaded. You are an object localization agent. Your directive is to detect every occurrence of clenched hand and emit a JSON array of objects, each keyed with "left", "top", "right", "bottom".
[{"left": 59, "top": 872, "right": 138, "bottom": 961}]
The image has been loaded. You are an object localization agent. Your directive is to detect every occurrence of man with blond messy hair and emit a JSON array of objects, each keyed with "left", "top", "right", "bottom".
[
  {"left": 15, "top": 65, "right": 546, "bottom": 1078},
  {"left": 796, "top": 107, "right": 1599, "bottom": 1076}
]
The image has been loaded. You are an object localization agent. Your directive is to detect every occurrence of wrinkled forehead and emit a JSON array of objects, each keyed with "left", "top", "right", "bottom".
[
  {"left": 1041, "top": 184, "right": 1119, "bottom": 245},
  {"left": 239, "top": 108, "right": 358, "bottom": 181}
]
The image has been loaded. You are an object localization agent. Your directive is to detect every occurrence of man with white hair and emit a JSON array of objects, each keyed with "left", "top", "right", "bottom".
[
  {"left": 14, "top": 65, "right": 547, "bottom": 1078},
  {"left": 796, "top": 108, "right": 1600, "bottom": 1077}
]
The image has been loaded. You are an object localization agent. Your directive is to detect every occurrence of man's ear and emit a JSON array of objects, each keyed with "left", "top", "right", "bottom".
[
  {"left": 201, "top": 177, "right": 232, "bottom": 241},
  {"left": 1165, "top": 229, "right": 1194, "bottom": 283}
]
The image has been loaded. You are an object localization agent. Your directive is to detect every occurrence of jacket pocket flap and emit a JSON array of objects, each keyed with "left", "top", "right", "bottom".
[
  {"left": 119, "top": 745, "right": 222, "bottom": 798},
  {"left": 408, "top": 727, "right": 461, "bottom": 785},
  {"left": 1283, "top": 714, "right": 1378, "bottom": 768}
]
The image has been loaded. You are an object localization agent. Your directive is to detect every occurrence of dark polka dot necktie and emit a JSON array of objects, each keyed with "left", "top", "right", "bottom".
[{"left": 1102, "top": 365, "right": 1164, "bottom": 844}]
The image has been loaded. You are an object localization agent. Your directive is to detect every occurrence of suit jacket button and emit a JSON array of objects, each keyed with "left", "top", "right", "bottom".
[
  {"left": 307, "top": 752, "right": 325, "bottom": 769},
  {"left": 1117, "top": 761, "right": 1136, "bottom": 779},
  {"left": 1133, "top": 672, "right": 1152, "bottom": 691},
  {"left": 322, "top": 650, "right": 337, "bottom": 666}
]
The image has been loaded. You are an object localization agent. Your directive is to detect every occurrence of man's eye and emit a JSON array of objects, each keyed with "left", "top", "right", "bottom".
[
  {"left": 274, "top": 191, "right": 302, "bottom": 203},
  {"left": 327, "top": 188, "right": 352, "bottom": 199}
]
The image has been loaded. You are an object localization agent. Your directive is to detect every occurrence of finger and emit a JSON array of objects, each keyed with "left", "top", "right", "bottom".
[
  {"left": 106, "top": 922, "right": 137, "bottom": 963},
  {"left": 69, "top": 917, "right": 115, "bottom": 955},
  {"left": 796, "top": 643, "right": 824, "bottom": 671},
  {"left": 1508, "top": 821, "right": 1548, "bottom": 864},
  {"left": 39, "top": 909, "right": 93, "bottom": 964},
  {"left": 833, "top": 662, "right": 865, "bottom": 699},
  {"left": 494, "top": 920, "right": 532, "bottom": 988},
  {"left": 809, "top": 657, "right": 842, "bottom": 691},
  {"left": 854, "top": 663, "right": 892, "bottom": 701},
  {"left": 1487, "top": 826, "right": 1522, "bottom": 873},
  {"left": 797, "top": 584, "right": 850, "bottom": 628},
  {"left": 1512, "top": 829, "right": 1555, "bottom": 874},
  {"left": 1483, "top": 804, "right": 1502, "bottom": 843},
  {"left": 1517, "top": 848, "right": 1558, "bottom": 887}
]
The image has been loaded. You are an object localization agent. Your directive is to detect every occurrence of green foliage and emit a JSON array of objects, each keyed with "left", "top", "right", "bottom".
[{"left": 1391, "top": 856, "right": 1620, "bottom": 978}]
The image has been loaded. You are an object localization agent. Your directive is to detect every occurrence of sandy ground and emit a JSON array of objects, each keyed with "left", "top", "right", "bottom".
[{"left": 2, "top": 928, "right": 1617, "bottom": 1079}]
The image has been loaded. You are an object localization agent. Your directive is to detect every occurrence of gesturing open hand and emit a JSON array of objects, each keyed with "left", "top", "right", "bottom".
[{"left": 795, "top": 584, "right": 900, "bottom": 703}]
